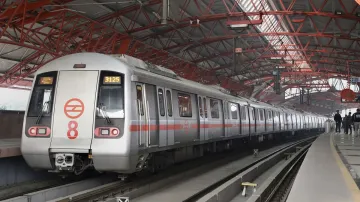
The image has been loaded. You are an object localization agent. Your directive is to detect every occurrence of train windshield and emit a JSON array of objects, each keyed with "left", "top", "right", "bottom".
[
  {"left": 27, "top": 72, "right": 57, "bottom": 117},
  {"left": 96, "top": 71, "right": 124, "bottom": 119}
]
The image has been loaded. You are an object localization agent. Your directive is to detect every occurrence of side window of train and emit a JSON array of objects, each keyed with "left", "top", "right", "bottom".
[
  {"left": 223, "top": 101, "right": 229, "bottom": 119},
  {"left": 251, "top": 108, "right": 255, "bottom": 120},
  {"left": 198, "top": 97, "right": 203, "bottom": 118},
  {"left": 158, "top": 89, "right": 165, "bottom": 116},
  {"left": 203, "top": 98, "right": 208, "bottom": 118},
  {"left": 136, "top": 85, "right": 144, "bottom": 115},
  {"left": 166, "top": 90, "right": 172, "bottom": 117},
  {"left": 259, "top": 109, "right": 264, "bottom": 121},
  {"left": 240, "top": 106, "right": 247, "bottom": 120},
  {"left": 210, "top": 99, "right": 220, "bottom": 119},
  {"left": 254, "top": 108, "right": 259, "bottom": 120},
  {"left": 230, "top": 103, "right": 238, "bottom": 119},
  {"left": 178, "top": 93, "right": 192, "bottom": 117}
]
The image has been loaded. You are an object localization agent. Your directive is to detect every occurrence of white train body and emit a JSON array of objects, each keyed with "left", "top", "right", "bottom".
[{"left": 21, "top": 53, "right": 326, "bottom": 174}]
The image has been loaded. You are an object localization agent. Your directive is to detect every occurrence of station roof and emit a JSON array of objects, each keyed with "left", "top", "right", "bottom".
[{"left": 1, "top": 0, "right": 359, "bottom": 114}]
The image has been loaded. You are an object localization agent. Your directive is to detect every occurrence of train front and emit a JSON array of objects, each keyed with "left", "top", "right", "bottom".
[{"left": 21, "top": 53, "right": 133, "bottom": 175}]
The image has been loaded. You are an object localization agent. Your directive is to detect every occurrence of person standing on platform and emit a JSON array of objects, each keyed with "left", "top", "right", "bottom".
[
  {"left": 348, "top": 112, "right": 353, "bottom": 135},
  {"left": 352, "top": 109, "right": 360, "bottom": 137},
  {"left": 334, "top": 110, "right": 342, "bottom": 133},
  {"left": 343, "top": 115, "right": 349, "bottom": 134}
]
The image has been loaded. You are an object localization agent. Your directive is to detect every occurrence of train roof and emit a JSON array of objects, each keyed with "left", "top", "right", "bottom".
[{"left": 35, "top": 53, "right": 325, "bottom": 118}]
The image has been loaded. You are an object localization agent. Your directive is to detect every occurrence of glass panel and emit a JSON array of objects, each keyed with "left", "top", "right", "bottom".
[
  {"left": 97, "top": 86, "right": 124, "bottom": 118},
  {"left": 166, "top": 90, "right": 172, "bottom": 117},
  {"left": 203, "top": 98, "right": 208, "bottom": 118},
  {"left": 27, "top": 72, "right": 57, "bottom": 117},
  {"left": 28, "top": 88, "right": 53, "bottom": 117},
  {"left": 210, "top": 99, "right": 220, "bottom": 119},
  {"left": 136, "top": 85, "right": 144, "bottom": 116},
  {"left": 178, "top": 93, "right": 192, "bottom": 117},
  {"left": 230, "top": 103, "right": 238, "bottom": 119},
  {"left": 158, "top": 89, "right": 165, "bottom": 116},
  {"left": 97, "top": 71, "right": 124, "bottom": 118},
  {"left": 199, "top": 97, "right": 203, "bottom": 118}
]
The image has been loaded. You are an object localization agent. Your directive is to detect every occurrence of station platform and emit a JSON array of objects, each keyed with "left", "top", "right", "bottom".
[
  {"left": 0, "top": 138, "right": 21, "bottom": 158},
  {"left": 286, "top": 133, "right": 360, "bottom": 202}
]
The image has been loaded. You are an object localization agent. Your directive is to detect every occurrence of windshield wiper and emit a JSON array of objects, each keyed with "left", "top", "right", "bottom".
[
  {"left": 36, "top": 101, "right": 50, "bottom": 124},
  {"left": 98, "top": 103, "right": 112, "bottom": 125}
]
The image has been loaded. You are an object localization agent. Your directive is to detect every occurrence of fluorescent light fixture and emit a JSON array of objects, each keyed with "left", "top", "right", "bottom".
[
  {"left": 335, "top": 11, "right": 343, "bottom": 15},
  {"left": 229, "top": 24, "right": 248, "bottom": 28},
  {"left": 270, "top": 57, "right": 282, "bottom": 60}
]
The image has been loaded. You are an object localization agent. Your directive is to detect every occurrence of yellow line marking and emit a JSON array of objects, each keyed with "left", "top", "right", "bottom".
[{"left": 330, "top": 134, "right": 360, "bottom": 202}]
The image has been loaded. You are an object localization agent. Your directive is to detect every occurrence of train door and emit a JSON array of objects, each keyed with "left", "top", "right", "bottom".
[
  {"left": 223, "top": 101, "right": 229, "bottom": 137},
  {"left": 156, "top": 86, "right": 171, "bottom": 147},
  {"left": 146, "top": 85, "right": 158, "bottom": 146},
  {"left": 249, "top": 107, "right": 255, "bottom": 134},
  {"left": 229, "top": 102, "right": 240, "bottom": 136},
  {"left": 198, "top": 95, "right": 208, "bottom": 141},
  {"left": 264, "top": 110, "right": 268, "bottom": 132},
  {"left": 136, "top": 83, "right": 148, "bottom": 147},
  {"left": 165, "top": 88, "right": 174, "bottom": 146},
  {"left": 240, "top": 105, "right": 249, "bottom": 135},
  {"left": 51, "top": 70, "right": 98, "bottom": 150}
]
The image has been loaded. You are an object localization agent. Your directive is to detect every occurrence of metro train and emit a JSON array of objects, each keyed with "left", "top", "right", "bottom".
[{"left": 21, "top": 53, "right": 326, "bottom": 176}]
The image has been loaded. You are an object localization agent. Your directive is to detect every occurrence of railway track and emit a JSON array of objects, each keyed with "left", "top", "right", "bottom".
[
  {"left": 4, "top": 135, "right": 316, "bottom": 202},
  {"left": 184, "top": 136, "right": 312, "bottom": 202},
  {"left": 52, "top": 135, "right": 316, "bottom": 202},
  {"left": 0, "top": 171, "right": 106, "bottom": 201}
]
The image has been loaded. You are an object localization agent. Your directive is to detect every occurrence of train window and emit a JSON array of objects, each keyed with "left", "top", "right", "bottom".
[
  {"left": 166, "top": 90, "right": 172, "bottom": 117},
  {"left": 97, "top": 71, "right": 124, "bottom": 118},
  {"left": 240, "top": 106, "right": 247, "bottom": 120},
  {"left": 210, "top": 99, "right": 220, "bottom": 119},
  {"left": 254, "top": 108, "right": 259, "bottom": 120},
  {"left": 251, "top": 108, "right": 255, "bottom": 120},
  {"left": 203, "top": 98, "right": 208, "bottom": 118},
  {"left": 136, "top": 85, "right": 144, "bottom": 116},
  {"left": 268, "top": 110, "right": 272, "bottom": 119},
  {"left": 259, "top": 109, "right": 264, "bottom": 121},
  {"left": 224, "top": 101, "right": 229, "bottom": 119},
  {"left": 158, "top": 89, "right": 165, "bottom": 116},
  {"left": 27, "top": 71, "right": 57, "bottom": 117},
  {"left": 178, "top": 93, "right": 192, "bottom": 117},
  {"left": 230, "top": 103, "right": 238, "bottom": 119},
  {"left": 199, "top": 97, "right": 203, "bottom": 118}
]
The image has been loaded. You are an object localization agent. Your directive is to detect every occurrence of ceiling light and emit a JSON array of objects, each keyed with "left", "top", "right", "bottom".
[
  {"left": 334, "top": 10, "right": 343, "bottom": 15},
  {"left": 229, "top": 24, "right": 249, "bottom": 28}
]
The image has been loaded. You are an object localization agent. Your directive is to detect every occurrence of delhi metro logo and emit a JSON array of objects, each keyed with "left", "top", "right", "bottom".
[{"left": 64, "top": 98, "right": 85, "bottom": 139}]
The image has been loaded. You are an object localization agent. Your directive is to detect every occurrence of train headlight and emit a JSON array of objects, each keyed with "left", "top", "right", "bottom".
[
  {"left": 95, "top": 127, "right": 120, "bottom": 138},
  {"left": 56, "top": 156, "right": 65, "bottom": 164},
  {"left": 28, "top": 126, "right": 50, "bottom": 137},
  {"left": 38, "top": 128, "right": 46, "bottom": 135},
  {"left": 101, "top": 129, "right": 109, "bottom": 135},
  {"left": 111, "top": 129, "right": 119, "bottom": 136}
]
